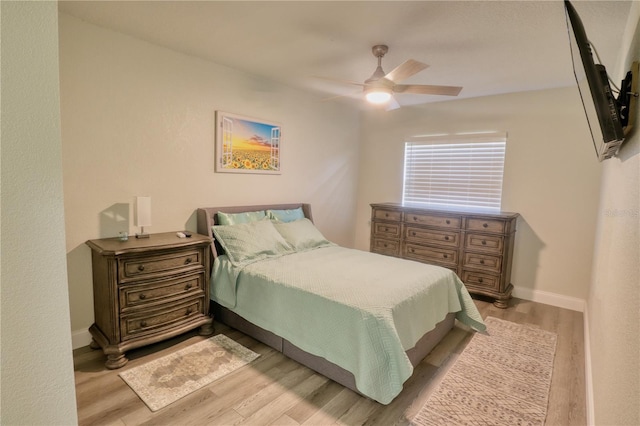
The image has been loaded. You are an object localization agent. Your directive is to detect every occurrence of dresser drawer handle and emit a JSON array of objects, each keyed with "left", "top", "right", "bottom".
[
  {"left": 478, "top": 278, "right": 484, "bottom": 283},
  {"left": 444, "top": 236, "right": 450, "bottom": 241},
  {"left": 483, "top": 223, "right": 488, "bottom": 228},
  {"left": 411, "top": 232, "right": 416, "bottom": 236},
  {"left": 139, "top": 293, "right": 146, "bottom": 300},
  {"left": 385, "top": 213, "right": 389, "bottom": 217},
  {"left": 185, "top": 258, "right": 193, "bottom": 265},
  {"left": 185, "top": 308, "right": 193, "bottom": 315},
  {"left": 384, "top": 227, "right": 389, "bottom": 232},
  {"left": 140, "top": 320, "right": 147, "bottom": 327},
  {"left": 137, "top": 265, "right": 145, "bottom": 272},
  {"left": 445, "top": 219, "right": 450, "bottom": 224},
  {"left": 481, "top": 240, "right": 487, "bottom": 245},
  {"left": 410, "top": 248, "right": 415, "bottom": 253},
  {"left": 383, "top": 243, "right": 388, "bottom": 248},
  {"left": 185, "top": 283, "right": 192, "bottom": 290},
  {"left": 480, "top": 259, "right": 485, "bottom": 265},
  {"left": 443, "top": 254, "right": 448, "bottom": 259}
]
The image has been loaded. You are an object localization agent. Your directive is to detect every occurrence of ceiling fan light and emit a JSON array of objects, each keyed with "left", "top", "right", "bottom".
[{"left": 365, "top": 90, "right": 391, "bottom": 104}]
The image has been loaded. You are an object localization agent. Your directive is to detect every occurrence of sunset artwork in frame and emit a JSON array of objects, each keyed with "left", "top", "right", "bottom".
[{"left": 215, "top": 111, "right": 281, "bottom": 174}]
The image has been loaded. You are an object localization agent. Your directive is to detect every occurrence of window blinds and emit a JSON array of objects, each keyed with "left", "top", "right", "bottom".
[{"left": 402, "top": 133, "right": 507, "bottom": 210}]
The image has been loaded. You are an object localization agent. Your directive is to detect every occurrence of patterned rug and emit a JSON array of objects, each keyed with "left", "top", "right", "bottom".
[
  {"left": 119, "top": 334, "right": 260, "bottom": 411},
  {"left": 412, "top": 316, "right": 557, "bottom": 426}
]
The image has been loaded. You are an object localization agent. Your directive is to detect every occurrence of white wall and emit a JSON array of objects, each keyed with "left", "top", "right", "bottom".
[
  {"left": 0, "top": 2, "right": 78, "bottom": 424},
  {"left": 354, "top": 87, "right": 601, "bottom": 305},
  {"left": 587, "top": 6, "right": 639, "bottom": 425},
  {"left": 58, "top": 14, "right": 361, "bottom": 345}
]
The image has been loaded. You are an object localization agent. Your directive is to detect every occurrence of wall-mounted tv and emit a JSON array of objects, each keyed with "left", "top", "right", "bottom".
[{"left": 564, "top": 0, "right": 626, "bottom": 161}]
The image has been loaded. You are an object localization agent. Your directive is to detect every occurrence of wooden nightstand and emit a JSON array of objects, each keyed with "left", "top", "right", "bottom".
[{"left": 86, "top": 232, "right": 214, "bottom": 369}]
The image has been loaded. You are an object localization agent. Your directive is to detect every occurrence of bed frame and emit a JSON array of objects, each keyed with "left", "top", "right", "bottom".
[{"left": 196, "top": 203, "right": 455, "bottom": 397}]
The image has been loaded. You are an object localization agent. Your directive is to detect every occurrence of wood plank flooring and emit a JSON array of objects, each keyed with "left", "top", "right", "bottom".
[{"left": 73, "top": 298, "right": 586, "bottom": 425}]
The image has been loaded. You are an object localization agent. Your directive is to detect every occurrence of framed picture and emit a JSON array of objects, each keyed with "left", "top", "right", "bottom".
[{"left": 215, "top": 111, "right": 281, "bottom": 174}]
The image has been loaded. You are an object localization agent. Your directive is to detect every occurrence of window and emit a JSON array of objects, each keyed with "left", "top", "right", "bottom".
[{"left": 402, "top": 132, "right": 507, "bottom": 210}]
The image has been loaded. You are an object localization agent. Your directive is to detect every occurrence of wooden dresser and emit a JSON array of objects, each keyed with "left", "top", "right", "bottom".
[
  {"left": 370, "top": 203, "right": 519, "bottom": 308},
  {"left": 86, "top": 232, "right": 214, "bottom": 369}
]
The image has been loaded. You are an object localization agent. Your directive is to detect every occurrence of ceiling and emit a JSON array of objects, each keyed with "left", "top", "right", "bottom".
[{"left": 58, "top": 1, "right": 633, "bottom": 110}]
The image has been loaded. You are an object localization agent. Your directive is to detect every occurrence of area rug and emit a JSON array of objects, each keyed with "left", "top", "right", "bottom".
[
  {"left": 412, "top": 316, "right": 557, "bottom": 426},
  {"left": 119, "top": 334, "right": 260, "bottom": 411}
]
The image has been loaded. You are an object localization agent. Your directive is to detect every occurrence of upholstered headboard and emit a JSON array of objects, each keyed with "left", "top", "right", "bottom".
[{"left": 196, "top": 203, "right": 313, "bottom": 260}]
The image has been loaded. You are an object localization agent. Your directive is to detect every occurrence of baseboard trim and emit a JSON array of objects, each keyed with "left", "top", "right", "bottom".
[
  {"left": 512, "top": 287, "right": 586, "bottom": 312},
  {"left": 72, "top": 328, "right": 92, "bottom": 350},
  {"left": 583, "top": 305, "right": 595, "bottom": 425}
]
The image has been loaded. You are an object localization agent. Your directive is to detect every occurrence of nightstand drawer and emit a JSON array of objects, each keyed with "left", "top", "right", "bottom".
[
  {"left": 465, "top": 233, "right": 504, "bottom": 254},
  {"left": 372, "top": 222, "right": 401, "bottom": 239},
  {"left": 404, "top": 243, "right": 457, "bottom": 266},
  {"left": 371, "top": 238, "right": 400, "bottom": 256},
  {"left": 405, "top": 226, "right": 460, "bottom": 248},
  {"left": 466, "top": 218, "right": 506, "bottom": 233},
  {"left": 373, "top": 209, "right": 402, "bottom": 222},
  {"left": 119, "top": 272, "right": 205, "bottom": 311},
  {"left": 461, "top": 270, "right": 500, "bottom": 290},
  {"left": 121, "top": 298, "right": 204, "bottom": 341},
  {"left": 120, "top": 249, "right": 204, "bottom": 281},
  {"left": 404, "top": 212, "right": 461, "bottom": 229},
  {"left": 463, "top": 252, "right": 502, "bottom": 273}
]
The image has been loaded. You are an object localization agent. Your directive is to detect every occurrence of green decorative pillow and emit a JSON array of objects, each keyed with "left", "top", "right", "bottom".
[
  {"left": 217, "top": 210, "right": 266, "bottom": 226},
  {"left": 273, "top": 218, "right": 333, "bottom": 251},
  {"left": 212, "top": 220, "right": 292, "bottom": 265},
  {"left": 267, "top": 207, "right": 305, "bottom": 223}
]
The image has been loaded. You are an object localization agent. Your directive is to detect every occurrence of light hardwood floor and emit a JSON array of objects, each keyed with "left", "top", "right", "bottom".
[{"left": 73, "top": 298, "right": 586, "bottom": 425}]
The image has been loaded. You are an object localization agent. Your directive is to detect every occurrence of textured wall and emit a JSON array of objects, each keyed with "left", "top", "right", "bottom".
[
  {"left": 58, "top": 14, "right": 361, "bottom": 344},
  {"left": 588, "top": 5, "right": 640, "bottom": 425},
  {"left": 354, "top": 87, "right": 601, "bottom": 302},
  {"left": 0, "top": 2, "right": 78, "bottom": 424}
]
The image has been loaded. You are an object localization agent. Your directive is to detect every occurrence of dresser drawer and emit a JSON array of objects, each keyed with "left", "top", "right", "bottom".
[
  {"left": 463, "top": 252, "right": 502, "bottom": 273},
  {"left": 371, "top": 238, "right": 400, "bottom": 256},
  {"left": 461, "top": 270, "right": 500, "bottom": 291},
  {"left": 119, "top": 249, "right": 204, "bottom": 282},
  {"left": 372, "top": 222, "right": 401, "bottom": 239},
  {"left": 121, "top": 298, "right": 204, "bottom": 341},
  {"left": 404, "top": 212, "right": 461, "bottom": 229},
  {"left": 405, "top": 226, "right": 460, "bottom": 248},
  {"left": 466, "top": 218, "right": 506, "bottom": 234},
  {"left": 119, "top": 272, "right": 205, "bottom": 311},
  {"left": 403, "top": 243, "right": 457, "bottom": 266},
  {"left": 373, "top": 208, "right": 402, "bottom": 222},
  {"left": 465, "top": 233, "right": 504, "bottom": 254}
]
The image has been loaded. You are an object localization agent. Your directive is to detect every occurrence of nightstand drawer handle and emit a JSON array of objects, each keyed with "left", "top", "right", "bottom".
[
  {"left": 139, "top": 293, "right": 146, "bottom": 300},
  {"left": 480, "top": 260, "right": 485, "bottom": 265},
  {"left": 444, "top": 236, "right": 450, "bottom": 241},
  {"left": 385, "top": 213, "right": 389, "bottom": 217},
  {"left": 409, "top": 248, "right": 415, "bottom": 253},
  {"left": 383, "top": 243, "right": 388, "bottom": 248},
  {"left": 185, "top": 308, "right": 193, "bottom": 315},
  {"left": 137, "top": 265, "right": 145, "bottom": 272},
  {"left": 384, "top": 227, "right": 389, "bottom": 232},
  {"left": 185, "top": 283, "right": 192, "bottom": 290},
  {"left": 446, "top": 220, "right": 450, "bottom": 224},
  {"left": 481, "top": 240, "right": 487, "bottom": 245},
  {"left": 411, "top": 232, "right": 416, "bottom": 236},
  {"left": 140, "top": 320, "right": 147, "bottom": 327},
  {"left": 443, "top": 254, "right": 448, "bottom": 259},
  {"left": 483, "top": 223, "right": 488, "bottom": 228},
  {"left": 185, "top": 258, "right": 193, "bottom": 265},
  {"left": 478, "top": 278, "right": 484, "bottom": 283},
  {"left": 413, "top": 216, "right": 418, "bottom": 221}
]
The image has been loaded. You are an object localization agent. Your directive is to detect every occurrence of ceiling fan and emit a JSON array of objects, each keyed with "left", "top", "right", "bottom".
[{"left": 319, "top": 45, "right": 463, "bottom": 110}]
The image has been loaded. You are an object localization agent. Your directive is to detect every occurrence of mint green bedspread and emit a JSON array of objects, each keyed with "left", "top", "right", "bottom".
[{"left": 211, "top": 246, "right": 485, "bottom": 404}]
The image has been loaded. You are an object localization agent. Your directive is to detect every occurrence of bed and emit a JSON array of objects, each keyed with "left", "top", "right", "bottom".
[{"left": 196, "top": 203, "right": 485, "bottom": 404}]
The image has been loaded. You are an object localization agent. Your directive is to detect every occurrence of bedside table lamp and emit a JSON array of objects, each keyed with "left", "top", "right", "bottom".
[{"left": 135, "top": 196, "right": 151, "bottom": 238}]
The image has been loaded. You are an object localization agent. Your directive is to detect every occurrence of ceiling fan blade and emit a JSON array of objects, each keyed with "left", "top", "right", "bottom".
[
  {"left": 385, "top": 96, "right": 401, "bottom": 111},
  {"left": 312, "top": 76, "right": 365, "bottom": 87},
  {"left": 384, "top": 59, "right": 429, "bottom": 83},
  {"left": 393, "top": 84, "right": 463, "bottom": 96}
]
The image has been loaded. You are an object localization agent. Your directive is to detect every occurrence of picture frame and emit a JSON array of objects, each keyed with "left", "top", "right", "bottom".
[{"left": 215, "top": 111, "right": 281, "bottom": 174}]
